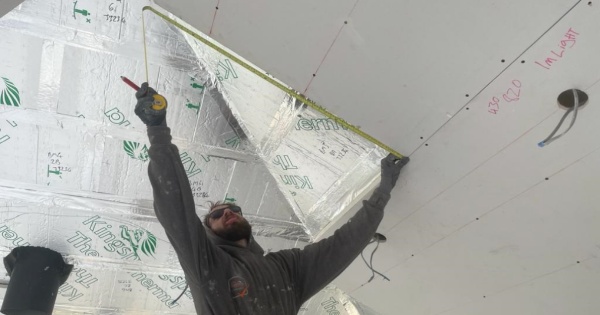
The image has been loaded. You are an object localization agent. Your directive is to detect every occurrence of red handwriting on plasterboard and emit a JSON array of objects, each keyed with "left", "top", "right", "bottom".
[
  {"left": 535, "top": 28, "right": 579, "bottom": 70},
  {"left": 488, "top": 80, "right": 522, "bottom": 115}
]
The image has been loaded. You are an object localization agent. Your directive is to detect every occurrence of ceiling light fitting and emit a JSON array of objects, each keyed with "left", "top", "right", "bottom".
[
  {"left": 372, "top": 232, "right": 387, "bottom": 243},
  {"left": 538, "top": 88, "right": 589, "bottom": 147}
]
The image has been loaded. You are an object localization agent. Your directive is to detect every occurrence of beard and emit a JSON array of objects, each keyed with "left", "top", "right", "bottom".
[{"left": 215, "top": 217, "right": 252, "bottom": 242}]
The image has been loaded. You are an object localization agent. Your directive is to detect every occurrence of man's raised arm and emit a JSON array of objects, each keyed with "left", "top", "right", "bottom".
[
  {"left": 134, "top": 83, "right": 221, "bottom": 284},
  {"left": 293, "top": 154, "right": 409, "bottom": 303}
]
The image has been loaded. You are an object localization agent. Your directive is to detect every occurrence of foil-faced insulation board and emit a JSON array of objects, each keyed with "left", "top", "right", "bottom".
[{"left": 0, "top": 0, "right": 388, "bottom": 313}]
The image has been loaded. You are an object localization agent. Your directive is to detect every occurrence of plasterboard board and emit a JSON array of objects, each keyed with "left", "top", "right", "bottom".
[
  {"left": 375, "top": 75, "right": 600, "bottom": 273},
  {"left": 307, "top": 0, "right": 580, "bottom": 154},
  {"left": 381, "top": 87, "right": 600, "bottom": 253},
  {"left": 376, "top": 1, "right": 599, "bottom": 233},
  {"left": 351, "top": 145, "right": 600, "bottom": 314},
  {"left": 329, "top": 0, "right": 600, "bottom": 303}
]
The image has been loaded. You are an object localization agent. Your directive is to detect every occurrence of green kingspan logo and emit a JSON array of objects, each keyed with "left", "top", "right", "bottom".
[
  {"left": 120, "top": 225, "right": 157, "bottom": 258},
  {"left": 0, "top": 77, "right": 20, "bottom": 107},
  {"left": 123, "top": 141, "right": 149, "bottom": 161},
  {"left": 69, "top": 216, "right": 158, "bottom": 260}
]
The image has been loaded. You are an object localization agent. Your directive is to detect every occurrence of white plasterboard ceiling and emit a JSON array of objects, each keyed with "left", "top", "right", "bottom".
[
  {"left": 156, "top": 0, "right": 600, "bottom": 314},
  {"left": 0, "top": 0, "right": 599, "bottom": 314},
  {"left": 0, "top": 0, "right": 23, "bottom": 17}
]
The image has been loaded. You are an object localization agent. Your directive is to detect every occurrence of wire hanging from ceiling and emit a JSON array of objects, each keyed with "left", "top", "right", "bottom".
[
  {"left": 360, "top": 235, "right": 390, "bottom": 283},
  {"left": 538, "top": 89, "right": 586, "bottom": 147},
  {"left": 171, "top": 284, "right": 189, "bottom": 306}
]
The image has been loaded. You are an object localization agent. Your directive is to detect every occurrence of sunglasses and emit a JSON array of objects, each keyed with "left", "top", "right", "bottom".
[{"left": 209, "top": 205, "right": 242, "bottom": 219}]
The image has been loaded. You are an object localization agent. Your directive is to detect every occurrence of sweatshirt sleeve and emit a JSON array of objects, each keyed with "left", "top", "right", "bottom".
[
  {"left": 146, "top": 126, "right": 224, "bottom": 285},
  {"left": 294, "top": 188, "right": 391, "bottom": 303}
]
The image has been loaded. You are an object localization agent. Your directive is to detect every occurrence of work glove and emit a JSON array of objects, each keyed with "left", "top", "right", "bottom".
[
  {"left": 134, "top": 82, "right": 166, "bottom": 126},
  {"left": 378, "top": 153, "right": 410, "bottom": 193}
]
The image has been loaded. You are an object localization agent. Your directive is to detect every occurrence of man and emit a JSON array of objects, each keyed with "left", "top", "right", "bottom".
[{"left": 134, "top": 83, "right": 409, "bottom": 314}]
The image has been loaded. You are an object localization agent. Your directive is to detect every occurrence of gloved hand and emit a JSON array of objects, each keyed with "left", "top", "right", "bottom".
[
  {"left": 134, "top": 82, "right": 166, "bottom": 126},
  {"left": 379, "top": 153, "right": 410, "bottom": 193}
]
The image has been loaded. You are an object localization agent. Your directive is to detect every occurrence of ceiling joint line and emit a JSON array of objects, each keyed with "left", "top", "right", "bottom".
[
  {"left": 433, "top": 257, "right": 595, "bottom": 315},
  {"left": 381, "top": 142, "right": 600, "bottom": 285},
  {"left": 303, "top": 19, "right": 347, "bottom": 94},
  {"left": 481, "top": 257, "right": 595, "bottom": 300},
  {"left": 384, "top": 109, "right": 560, "bottom": 234},
  {"left": 397, "top": 178, "right": 549, "bottom": 274},
  {"left": 583, "top": 75, "right": 600, "bottom": 91},
  {"left": 303, "top": 0, "right": 361, "bottom": 94},
  {"left": 538, "top": 141, "right": 600, "bottom": 180},
  {"left": 347, "top": 0, "right": 361, "bottom": 16},
  {"left": 409, "top": 0, "right": 584, "bottom": 157},
  {"left": 209, "top": 0, "right": 221, "bottom": 36}
]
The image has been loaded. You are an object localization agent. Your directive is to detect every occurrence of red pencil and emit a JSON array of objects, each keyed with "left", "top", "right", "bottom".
[{"left": 120, "top": 76, "right": 140, "bottom": 91}]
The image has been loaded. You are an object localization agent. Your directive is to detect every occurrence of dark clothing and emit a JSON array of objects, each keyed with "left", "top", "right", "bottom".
[{"left": 147, "top": 126, "right": 391, "bottom": 314}]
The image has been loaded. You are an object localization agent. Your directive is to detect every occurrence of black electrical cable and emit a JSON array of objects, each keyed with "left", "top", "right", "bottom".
[
  {"left": 170, "top": 283, "right": 189, "bottom": 305},
  {"left": 360, "top": 238, "right": 390, "bottom": 283}
]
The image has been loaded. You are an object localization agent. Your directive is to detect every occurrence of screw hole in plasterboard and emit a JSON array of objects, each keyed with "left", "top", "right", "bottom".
[
  {"left": 521, "top": 60, "right": 526, "bottom": 64},
  {"left": 466, "top": 107, "right": 470, "bottom": 110},
  {"left": 425, "top": 143, "right": 429, "bottom": 146},
  {"left": 588, "top": 1, "right": 592, "bottom": 5},
  {"left": 501, "top": 59, "right": 505, "bottom": 63},
  {"left": 420, "top": 136, "right": 423, "bottom": 139},
  {"left": 344, "top": 21, "right": 348, "bottom": 24},
  {"left": 545, "top": 177, "right": 549, "bottom": 180}
]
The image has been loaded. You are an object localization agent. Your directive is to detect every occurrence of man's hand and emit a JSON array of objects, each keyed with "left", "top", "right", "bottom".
[
  {"left": 379, "top": 153, "right": 409, "bottom": 193},
  {"left": 134, "top": 82, "right": 167, "bottom": 126}
]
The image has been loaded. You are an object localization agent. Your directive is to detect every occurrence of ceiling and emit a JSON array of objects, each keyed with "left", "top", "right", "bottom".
[{"left": 1, "top": 0, "right": 600, "bottom": 314}]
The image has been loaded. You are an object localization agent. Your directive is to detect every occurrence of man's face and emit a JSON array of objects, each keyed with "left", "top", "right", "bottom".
[{"left": 208, "top": 204, "right": 252, "bottom": 242}]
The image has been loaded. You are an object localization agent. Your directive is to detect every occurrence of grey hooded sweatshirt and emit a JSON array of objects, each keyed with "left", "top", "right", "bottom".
[{"left": 147, "top": 126, "right": 392, "bottom": 315}]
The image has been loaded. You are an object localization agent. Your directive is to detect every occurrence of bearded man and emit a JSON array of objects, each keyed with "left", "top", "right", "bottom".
[{"left": 134, "top": 83, "right": 409, "bottom": 314}]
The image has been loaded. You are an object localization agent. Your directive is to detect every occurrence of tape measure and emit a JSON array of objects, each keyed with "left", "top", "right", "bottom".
[
  {"left": 141, "top": 6, "right": 403, "bottom": 158},
  {"left": 151, "top": 94, "right": 167, "bottom": 110},
  {"left": 121, "top": 76, "right": 168, "bottom": 111}
]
